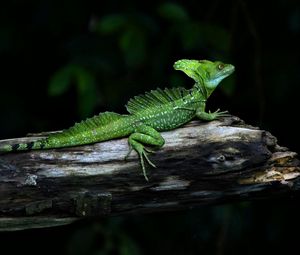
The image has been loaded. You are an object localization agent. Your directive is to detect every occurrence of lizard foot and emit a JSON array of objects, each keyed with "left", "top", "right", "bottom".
[
  {"left": 128, "top": 139, "right": 157, "bottom": 181},
  {"left": 127, "top": 125, "right": 164, "bottom": 180},
  {"left": 138, "top": 148, "right": 156, "bottom": 181},
  {"left": 207, "top": 109, "right": 230, "bottom": 120}
]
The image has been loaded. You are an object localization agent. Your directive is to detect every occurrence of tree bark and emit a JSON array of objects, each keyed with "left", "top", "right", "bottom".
[{"left": 0, "top": 116, "right": 299, "bottom": 231}]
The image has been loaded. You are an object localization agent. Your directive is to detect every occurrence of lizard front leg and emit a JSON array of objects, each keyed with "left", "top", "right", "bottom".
[
  {"left": 127, "top": 125, "right": 165, "bottom": 181},
  {"left": 196, "top": 108, "right": 229, "bottom": 121}
]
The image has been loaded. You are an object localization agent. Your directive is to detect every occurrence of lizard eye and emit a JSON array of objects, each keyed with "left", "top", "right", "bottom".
[{"left": 217, "top": 64, "right": 224, "bottom": 70}]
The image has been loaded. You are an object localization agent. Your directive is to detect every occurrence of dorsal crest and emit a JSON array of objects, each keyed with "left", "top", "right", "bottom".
[
  {"left": 126, "top": 87, "right": 189, "bottom": 114},
  {"left": 50, "top": 112, "right": 124, "bottom": 138}
]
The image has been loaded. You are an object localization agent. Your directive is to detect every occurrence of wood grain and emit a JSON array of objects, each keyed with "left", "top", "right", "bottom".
[{"left": 0, "top": 116, "right": 299, "bottom": 231}]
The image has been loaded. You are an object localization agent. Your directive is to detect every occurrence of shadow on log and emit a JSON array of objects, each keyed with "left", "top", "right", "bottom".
[{"left": 0, "top": 116, "right": 299, "bottom": 231}]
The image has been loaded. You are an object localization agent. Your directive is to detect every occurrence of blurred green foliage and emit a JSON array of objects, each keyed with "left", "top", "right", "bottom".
[
  {"left": 46, "top": 2, "right": 234, "bottom": 118},
  {"left": 158, "top": 2, "right": 189, "bottom": 22},
  {"left": 0, "top": 0, "right": 300, "bottom": 255},
  {"left": 49, "top": 64, "right": 98, "bottom": 117},
  {"left": 66, "top": 218, "right": 140, "bottom": 255}
]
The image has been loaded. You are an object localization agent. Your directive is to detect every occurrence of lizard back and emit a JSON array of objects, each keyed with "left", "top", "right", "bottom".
[{"left": 126, "top": 87, "right": 203, "bottom": 131}]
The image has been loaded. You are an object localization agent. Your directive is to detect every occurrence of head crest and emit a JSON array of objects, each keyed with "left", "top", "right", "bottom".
[{"left": 173, "top": 59, "right": 235, "bottom": 97}]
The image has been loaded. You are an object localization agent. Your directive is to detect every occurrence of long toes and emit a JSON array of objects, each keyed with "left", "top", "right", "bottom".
[
  {"left": 139, "top": 153, "right": 149, "bottom": 181},
  {"left": 219, "top": 111, "right": 230, "bottom": 117},
  {"left": 143, "top": 151, "right": 157, "bottom": 168},
  {"left": 144, "top": 147, "right": 156, "bottom": 153}
]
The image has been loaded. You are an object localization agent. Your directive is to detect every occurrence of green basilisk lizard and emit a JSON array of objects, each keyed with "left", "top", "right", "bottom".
[{"left": 0, "top": 59, "right": 235, "bottom": 180}]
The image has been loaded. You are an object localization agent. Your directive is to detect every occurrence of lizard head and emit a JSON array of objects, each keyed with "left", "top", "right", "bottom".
[{"left": 173, "top": 59, "right": 235, "bottom": 98}]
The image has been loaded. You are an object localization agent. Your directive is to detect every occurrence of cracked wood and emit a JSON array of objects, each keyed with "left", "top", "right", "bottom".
[{"left": 0, "top": 116, "right": 299, "bottom": 231}]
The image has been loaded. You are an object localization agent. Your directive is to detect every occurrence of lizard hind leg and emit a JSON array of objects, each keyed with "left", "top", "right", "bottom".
[{"left": 127, "top": 125, "right": 165, "bottom": 181}]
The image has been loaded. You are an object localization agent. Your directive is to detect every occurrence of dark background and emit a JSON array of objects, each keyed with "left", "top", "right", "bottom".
[{"left": 0, "top": 0, "right": 300, "bottom": 254}]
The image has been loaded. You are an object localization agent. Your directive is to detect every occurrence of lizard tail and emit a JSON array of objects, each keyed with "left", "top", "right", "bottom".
[
  {"left": 0, "top": 111, "right": 128, "bottom": 153},
  {"left": 0, "top": 140, "right": 47, "bottom": 153}
]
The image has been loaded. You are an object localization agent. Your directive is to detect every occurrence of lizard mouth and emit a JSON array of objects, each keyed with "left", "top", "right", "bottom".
[{"left": 226, "top": 64, "right": 235, "bottom": 74}]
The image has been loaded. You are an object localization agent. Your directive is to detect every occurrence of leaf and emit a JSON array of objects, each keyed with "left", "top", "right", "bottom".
[
  {"left": 97, "top": 14, "right": 127, "bottom": 34},
  {"left": 48, "top": 66, "right": 72, "bottom": 96},
  {"left": 48, "top": 64, "right": 99, "bottom": 117},
  {"left": 75, "top": 66, "right": 99, "bottom": 117},
  {"left": 158, "top": 3, "right": 189, "bottom": 22},
  {"left": 119, "top": 27, "right": 146, "bottom": 67}
]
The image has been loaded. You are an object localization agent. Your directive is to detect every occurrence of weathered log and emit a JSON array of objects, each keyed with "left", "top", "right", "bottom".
[{"left": 0, "top": 116, "right": 299, "bottom": 231}]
